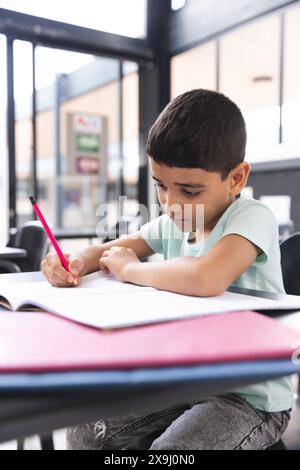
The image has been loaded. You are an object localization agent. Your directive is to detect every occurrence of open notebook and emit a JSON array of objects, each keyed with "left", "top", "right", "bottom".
[{"left": 1, "top": 271, "right": 300, "bottom": 329}]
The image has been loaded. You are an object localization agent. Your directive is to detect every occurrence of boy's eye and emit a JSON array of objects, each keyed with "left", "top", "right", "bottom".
[
  {"left": 154, "top": 183, "right": 166, "bottom": 190},
  {"left": 154, "top": 182, "right": 201, "bottom": 197},
  {"left": 182, "top": 190, "right": 201, "bottom": 197}
]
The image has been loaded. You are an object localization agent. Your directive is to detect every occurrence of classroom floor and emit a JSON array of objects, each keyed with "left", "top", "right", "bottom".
[{"left": 0, "top": 377, "right": 299, "bottom": 450}]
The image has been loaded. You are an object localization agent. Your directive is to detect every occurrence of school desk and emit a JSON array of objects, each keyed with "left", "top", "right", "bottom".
[{"left": 0, "top": 271, "right": 299, "bottom": 443}]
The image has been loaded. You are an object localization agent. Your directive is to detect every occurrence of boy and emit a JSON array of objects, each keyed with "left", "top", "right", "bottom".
[{"left": 42, "top": 89, "right": 292, "bottom": 450}]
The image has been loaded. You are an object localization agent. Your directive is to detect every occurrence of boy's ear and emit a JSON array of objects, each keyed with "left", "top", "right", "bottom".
[{"left": 230, "top": 162, "right": 251, "bottom": 195}]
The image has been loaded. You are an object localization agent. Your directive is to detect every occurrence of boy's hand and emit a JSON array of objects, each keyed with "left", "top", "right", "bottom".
[
  {"left": 41, "top": 252, "right": 85, "bottom": 287},
  {"left": 99, "top": 246, "right": 140, "bottom": 282}
]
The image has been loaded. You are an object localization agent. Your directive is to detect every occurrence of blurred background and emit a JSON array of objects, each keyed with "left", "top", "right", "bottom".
[
  {"left": 0, "top": 0, "right": 300, "bottom": 251},
  {"left": 1, "top": 0, "right": 300, "bottom": 451}
]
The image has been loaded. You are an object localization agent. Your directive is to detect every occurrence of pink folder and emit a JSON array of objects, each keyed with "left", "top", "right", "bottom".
[{"left": 0, "top": 310, "right": 299, "bottom": 372}]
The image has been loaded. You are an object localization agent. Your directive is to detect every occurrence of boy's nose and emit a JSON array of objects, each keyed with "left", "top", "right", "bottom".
[
  {"left": 165, "top": 193, "right": 177, "bottom": 208},
  {"left": 165, "top": 201, "right": 183, "bottom": 218}
]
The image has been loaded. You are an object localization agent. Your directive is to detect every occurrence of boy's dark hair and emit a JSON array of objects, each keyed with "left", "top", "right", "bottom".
[{"left": 146, "top": 89, "right": 247, "bottom": 180}]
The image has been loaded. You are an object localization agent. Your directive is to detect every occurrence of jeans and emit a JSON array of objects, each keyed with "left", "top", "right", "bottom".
[{"left": 67, "top": 393, "right": 291, "bottom": 450}]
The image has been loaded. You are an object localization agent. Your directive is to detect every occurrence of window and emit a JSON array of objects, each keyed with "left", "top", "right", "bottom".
[
  {"left": 219, "top": 15, "right": 280, "bottom": 161},
  {"left": 122, "top": 62, "right": 140, "bottom": 219},
  {"left": 0, "top": 0, "right": 147, "bottom": 38},
  {"left": 171, "top": 7, "right": 300, "bottom": 164},
  {"left": 33, "top": 46, "right": 98, "bottom": 233},
  {"left": 14, "top": 40, "right": 34, "bottom": 227},
  {"left": 32, "top": 47, "right": 120, "bottom": 232},
  {"left": 283, "top": 4, "right": 300, "bottom": 148},
  {"left": 9, "top": 47, "right": 141, "bottom": 242},
  {"left": 171, "top": 41, "right": 217, "bottom": 99}
]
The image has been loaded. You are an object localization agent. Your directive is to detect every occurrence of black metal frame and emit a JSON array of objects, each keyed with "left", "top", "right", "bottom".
[
  {"left": 117, "top": 60, "right": 125, "bottom": 215},
  {"left": 279, "top": 11, "right": 285, "bottom": 144},
  {"left": 31, "top": 43, "right": 38, "bottom": 205},
  {"left": 6, "top": 36, "right": 16, "bottom": 229},
  {"left": 0, "top": 8, "right": 153, "bottom": 63}
]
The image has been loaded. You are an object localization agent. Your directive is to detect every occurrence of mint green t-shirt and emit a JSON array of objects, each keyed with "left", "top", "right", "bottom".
[{"left": 140, "top": 194, "right": 294, "bottom": 412}]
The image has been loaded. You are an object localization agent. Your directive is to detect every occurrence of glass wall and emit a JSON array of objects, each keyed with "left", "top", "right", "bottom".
[
  {"left": 35, "top": 46, "right": 102, "bottom": 231},
  {"left": 170, "top": 4, "right": 300, "bottom": 165},
  {"left": 1, "top": 3, "right": 142, "bottom": 247},
  {"left": 171, "top": 41, "right": 217, "bottom": 99},
  {"left": 283, "top": 3, "right": 300, "bottom": 148},
  {"left": 11, "top": 44, "right": 140, "bottom": 243},
  {"left": 219, "top": 15, "right": 280, "bottom": 159}
]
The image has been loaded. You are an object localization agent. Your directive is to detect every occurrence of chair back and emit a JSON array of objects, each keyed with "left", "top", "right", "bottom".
[
  {"left": 12, "top": 221, "right": 49, "bottom": 272},
  {"left": 280, "top": 231, "right": 300, "bottom": 295}
]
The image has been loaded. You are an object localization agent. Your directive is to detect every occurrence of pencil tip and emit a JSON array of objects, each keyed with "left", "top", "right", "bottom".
[{"left": 29, "top": 196, "right": 35, "bottom": 205}]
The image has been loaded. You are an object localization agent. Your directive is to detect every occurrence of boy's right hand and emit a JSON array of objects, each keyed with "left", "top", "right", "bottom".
[{"left": 41, "top": 252, "right": 85, "bottom": 287}]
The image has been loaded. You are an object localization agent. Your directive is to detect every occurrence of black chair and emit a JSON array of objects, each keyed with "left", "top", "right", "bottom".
[
  {"left": 0, "top": 260, "right": 21, "bottom": 273},
  {"left": 277, "top": 231, "right": 300, "bottom": 450},
  {"left": 0, "top": 221, "right": 49, "bottom": 274},
  {"left": 0, "top": 228, "right": 22, "bottom": 273},
  {"left": 280, "top": 231, "right": 300, "bottom": 296},
  {"left": 280, "top": 231, "right": 300, "bottom": 390}
]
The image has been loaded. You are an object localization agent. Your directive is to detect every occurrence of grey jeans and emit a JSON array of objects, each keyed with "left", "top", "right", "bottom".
[{"left": 67, "top": 394, "right": 291, "bottom": 450}]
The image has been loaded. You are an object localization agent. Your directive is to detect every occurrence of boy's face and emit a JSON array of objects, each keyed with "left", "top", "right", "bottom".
[{"left": 149, "top": 157, "right": 248, "bottom": 233}]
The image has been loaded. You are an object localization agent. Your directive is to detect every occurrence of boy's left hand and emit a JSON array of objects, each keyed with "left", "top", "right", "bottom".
[{"left": 99, "top": 246, "right": 140, "bottom": 282}]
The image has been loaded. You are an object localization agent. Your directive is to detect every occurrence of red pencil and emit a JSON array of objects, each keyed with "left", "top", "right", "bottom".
[{"left": 29, "top": 196, "right": 70, "bottom": 272}]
